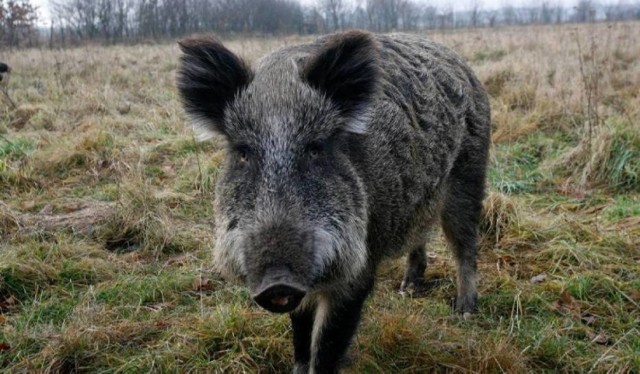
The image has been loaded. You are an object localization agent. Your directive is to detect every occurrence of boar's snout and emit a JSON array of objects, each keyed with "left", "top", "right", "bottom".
[{"left": 252, "top": 268, "right": 307, "bottom": 313}]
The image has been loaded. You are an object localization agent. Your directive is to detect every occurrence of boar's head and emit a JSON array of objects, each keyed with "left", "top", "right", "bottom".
[{"left": 177, "top": 31, "right": 379, "bottom": 313}]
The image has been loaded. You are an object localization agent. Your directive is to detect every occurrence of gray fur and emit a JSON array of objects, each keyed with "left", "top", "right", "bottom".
[{"left": 177, "top": 30, "right": 491, "bottom": 373}]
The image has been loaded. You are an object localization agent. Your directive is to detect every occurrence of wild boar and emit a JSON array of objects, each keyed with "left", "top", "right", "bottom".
[{"left": 177, "top": 30, "right": 490, "bottom": 373}]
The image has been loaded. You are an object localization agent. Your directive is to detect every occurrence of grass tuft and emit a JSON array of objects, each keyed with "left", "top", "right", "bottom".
[
  {"left": 480, "top": 190, "right": 521, "bottom": 248},
  {"left": 549, "top": 118, "right": 640, "bottom": 192}
]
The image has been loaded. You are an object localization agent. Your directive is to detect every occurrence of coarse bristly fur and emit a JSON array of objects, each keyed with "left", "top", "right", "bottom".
[{"left": 177, "top": 29, "right": 491, "bottom": 373}]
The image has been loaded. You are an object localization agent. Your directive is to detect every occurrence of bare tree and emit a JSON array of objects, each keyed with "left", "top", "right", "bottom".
[
  {"left": 502, "top": 4, "right": 520, "bottom": 24},
  {"left": 437, "top": 5, "right": 454, "bottom": 29},
  {"left": 366, "top": 0, "right": 402, "bottom": 31},
  {"left": 573, "top": 0, "right": 596, "bottom": 22},
  {"left": 421, "top": 5, "right": 438, "bottom": 28},
  {"left": 398, "top": 0, "right": 420, "bottom": 30},
  {"left": 525, "top": 6, "right": 539, "bottom": 24},
  {"left": 541, "top": 1, "right": 553, "bottom": 23},
  {"left": 487, "top": 10, "right": 498, "bottom": 27},
  {"left": 319, "top": 0, "right": 344, "bottom": 31},
  {"left": 0, "top": 0, "right": 39, "bottom": 47},
  {"left": 469, "top": 0, "right": 483, "bottom": 27},
  {"left": 350, "top": 0, "right": 369, "bottom": 29}
]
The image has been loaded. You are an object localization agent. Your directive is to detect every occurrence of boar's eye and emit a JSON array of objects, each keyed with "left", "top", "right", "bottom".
[
  {"left": 307, "top": 142, "right": 323, "bottom": 158},
  {"left": 234, "top": 145, "right": 251, "bottom": 164}
]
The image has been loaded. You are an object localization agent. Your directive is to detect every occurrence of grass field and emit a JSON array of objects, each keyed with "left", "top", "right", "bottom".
[{"left": 1, "top": 22, "right": 639, "bottom": 373}]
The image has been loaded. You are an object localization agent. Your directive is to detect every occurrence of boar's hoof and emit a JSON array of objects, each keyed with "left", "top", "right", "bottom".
[
  {"left": 253, "top": 283, "right": 306, "bottom": 314},
  {"left": 399, "top": 278, "right": 442, "bottom": 298},
  {"left": 453, "top": 293, "right": 478, "bottom": 314},
  {"left": 292, "top": 362, "right": 309, "bottom": 374}
]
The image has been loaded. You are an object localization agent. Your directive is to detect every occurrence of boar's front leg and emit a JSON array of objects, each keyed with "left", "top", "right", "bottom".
[
  {"left": 292, "top": 275, "right": 374, "bottom": 374},
  {"left": 291, "top": 308, "right": 314, "bottom": 374}
]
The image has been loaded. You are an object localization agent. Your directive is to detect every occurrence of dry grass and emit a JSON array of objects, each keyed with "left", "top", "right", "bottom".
[{"left": 1, "top": 23, "right": 639, "bottom": 372}]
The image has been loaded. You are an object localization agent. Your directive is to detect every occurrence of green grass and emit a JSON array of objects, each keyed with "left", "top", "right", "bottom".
[
  {"left": 0, "top": 136, "right": 34, "bottom": 161},
  {"left": 1, "top": 24, "right": 640, "bottom": 373},
  {"left": 489, "top": 134, "right": 548, "bottom": 194},
  {"left": 472, "top": 49, "right": 507, "bottom": 63},
  {"left": 604, "top": 195, "right": 640, "bottom": 221},
  {"left": 607, "top": 122, "right": 640, "bottom": 191}
]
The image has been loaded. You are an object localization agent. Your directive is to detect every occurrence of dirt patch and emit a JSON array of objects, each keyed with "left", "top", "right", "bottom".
[{"left": 0, "top": 200, "right": 115, "bottom": 239}]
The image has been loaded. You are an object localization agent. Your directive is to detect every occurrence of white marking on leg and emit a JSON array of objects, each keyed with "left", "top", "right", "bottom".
[{"left": 309, "top": 294, "right": 331, "bottom": 374}]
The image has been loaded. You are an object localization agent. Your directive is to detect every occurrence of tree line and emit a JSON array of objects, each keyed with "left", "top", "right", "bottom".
[
  {"left": 1, "top": 0, "right": 39, "bottom": 47},
  {"left": 2, "top": 0, "right": 640, "bottom": 48}
]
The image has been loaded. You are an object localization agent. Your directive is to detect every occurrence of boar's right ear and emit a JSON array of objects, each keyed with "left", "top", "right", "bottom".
[
  {"left": 177, "top": 35, "right": 252, "bottom": 139},
  {"left": 303, "top": 31, "right": 380, "bottom": 134}
]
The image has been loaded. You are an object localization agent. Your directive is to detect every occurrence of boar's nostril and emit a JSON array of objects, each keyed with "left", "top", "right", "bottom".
[
  {"left": 271, "top": 295, "right": 291, "bottom": 306},
  {"left": 253, "top": 283, "right": 306, "bottom": 314}
]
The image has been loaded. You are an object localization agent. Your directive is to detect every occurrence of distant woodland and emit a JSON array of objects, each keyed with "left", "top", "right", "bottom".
[{"left": 1, "top": 0, "right": 640, "bottom": 47}]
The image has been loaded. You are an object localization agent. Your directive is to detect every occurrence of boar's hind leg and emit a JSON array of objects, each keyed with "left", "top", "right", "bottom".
[
  {"left": 440, "top": 148, "right": 486, "bottom": 314},
  {"left": 400, "top": 245, "right": 427, "bottom": 295}
]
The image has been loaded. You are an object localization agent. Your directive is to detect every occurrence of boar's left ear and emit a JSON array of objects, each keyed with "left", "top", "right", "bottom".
[
  {"left": 303, "top": 30, "right": 380, "bottom": 134},
  {"left": 177, "top": 35, "right": 253, "bottom": 140}
]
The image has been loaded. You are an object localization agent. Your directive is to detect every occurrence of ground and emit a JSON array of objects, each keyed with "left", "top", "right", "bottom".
[{"left": 1, "top": 22, "right": 639, "bottom": 373}]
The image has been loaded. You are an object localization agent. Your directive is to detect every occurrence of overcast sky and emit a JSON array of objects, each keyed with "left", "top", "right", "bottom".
[{"left": 30, "top": 0, "right": 600, "bottom": 25}]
